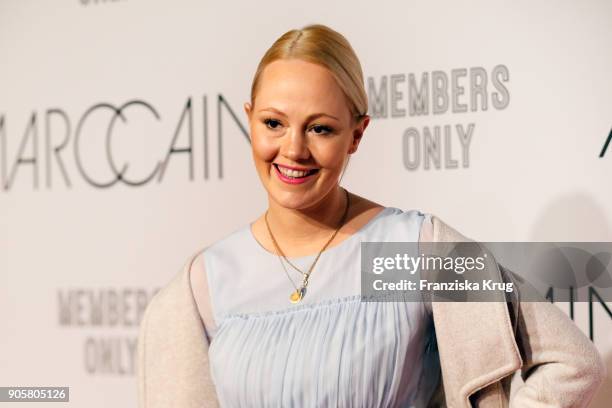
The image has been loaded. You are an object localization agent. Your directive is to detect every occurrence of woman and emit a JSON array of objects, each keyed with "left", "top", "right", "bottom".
[{"left": 137, "top": 24, "right": 606, "bottom": 407}]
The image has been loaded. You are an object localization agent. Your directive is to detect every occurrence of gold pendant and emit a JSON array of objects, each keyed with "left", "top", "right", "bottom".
[{"left": 290, "top": 287, "right": 306, "bottom": 303}]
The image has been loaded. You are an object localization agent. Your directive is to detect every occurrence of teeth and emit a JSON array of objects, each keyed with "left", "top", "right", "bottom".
[{"left": 277, "top": 165, "right": 313, "bottom": 178}]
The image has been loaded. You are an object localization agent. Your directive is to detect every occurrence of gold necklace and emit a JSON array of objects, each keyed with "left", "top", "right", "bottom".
[{"left": 264, "top": 187, "right": 351, "bottom": 303}]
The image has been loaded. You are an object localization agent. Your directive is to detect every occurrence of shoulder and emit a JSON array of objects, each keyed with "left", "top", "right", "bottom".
[
  {"left": 141, "top": 248, "right": 205, "bottom": 321},
  {"left": 358, "top": 204, "right": 473, "bottom": 244},
  {"left": 204, "top": 224, "right": 248, "bottom": 253},
  {"left": 138, "top": 245, "right": 218, "bottom": 342},
  {"left": 137, "top": 247, "right": 208, "bottom": 367},
  {"left": 416, "top": 212, "right": 473, "bottom": 243}
]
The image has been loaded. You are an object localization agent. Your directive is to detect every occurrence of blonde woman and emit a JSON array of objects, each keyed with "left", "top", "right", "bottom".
[{"left": 137, "top": 24, "right": 606, "bottom": 407}]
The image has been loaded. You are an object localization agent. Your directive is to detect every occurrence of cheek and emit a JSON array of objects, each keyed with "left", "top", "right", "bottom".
[
  {"left": 251, "top": 132, "right": 278, "bottom": 163},
  {"left": 310, "top": 138, "right": 350, "bottom": 169}
]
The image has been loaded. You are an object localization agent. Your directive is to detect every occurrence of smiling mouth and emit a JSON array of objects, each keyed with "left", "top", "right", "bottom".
[{"left": 273, "top": 163, "right": 320, "bottom": 179}]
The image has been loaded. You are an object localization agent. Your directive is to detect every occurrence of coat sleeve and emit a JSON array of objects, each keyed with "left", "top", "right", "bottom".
[
  {"left": 507, "top": 268, "right": 607, "bottom": 407},
  {"left": 136, "top": 253, "right": 220, "bottom": 408}
]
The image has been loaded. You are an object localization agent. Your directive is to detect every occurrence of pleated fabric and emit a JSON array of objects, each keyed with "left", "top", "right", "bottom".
[{"left": 203, "top": 207, "right": 441, "bottom": 407}]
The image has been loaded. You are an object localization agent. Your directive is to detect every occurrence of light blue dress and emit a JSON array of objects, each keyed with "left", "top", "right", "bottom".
[{"left": 203, "top": 207, "right": 441, "bottom": 407}]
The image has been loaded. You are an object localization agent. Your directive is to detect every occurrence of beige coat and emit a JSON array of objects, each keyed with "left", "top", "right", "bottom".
[{"left": 137, "top": 215, "right": 606, "bottom": 407}]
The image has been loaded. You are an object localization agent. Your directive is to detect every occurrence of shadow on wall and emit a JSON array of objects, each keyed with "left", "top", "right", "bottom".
[
  {"left": 529, "top": 192, "right": 612, "bottom": 406},
  {"left": 528, "top": 192, "right": 612, "bottom": 241}
]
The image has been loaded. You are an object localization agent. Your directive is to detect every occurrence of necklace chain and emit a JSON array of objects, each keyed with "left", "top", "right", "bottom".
[{"left": 264, "top": 187, "right": 351, "bottom": 303}]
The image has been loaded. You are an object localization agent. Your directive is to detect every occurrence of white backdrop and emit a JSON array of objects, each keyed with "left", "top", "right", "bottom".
[{"left": 1, "top": 0, "right": 611, "bottom": 406}]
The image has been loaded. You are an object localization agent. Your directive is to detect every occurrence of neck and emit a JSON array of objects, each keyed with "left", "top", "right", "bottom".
[{"left": 265, "top": 186, "right": 349, "bottom": 248}]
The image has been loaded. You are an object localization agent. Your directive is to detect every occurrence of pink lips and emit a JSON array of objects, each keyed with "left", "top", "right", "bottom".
[{"left": 273, "top": 164, "right": 318, "bottom": 185}]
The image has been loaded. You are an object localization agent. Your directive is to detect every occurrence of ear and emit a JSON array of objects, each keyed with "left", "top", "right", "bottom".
[
  {"left": 348, "top": 115, "right": 370, "bottom": 154},
  {"left": 244, "top": 102, "right": 253, "bottom": 141},
  {"left": 244, "top": 102, "right": 253, "bottom": 120}
]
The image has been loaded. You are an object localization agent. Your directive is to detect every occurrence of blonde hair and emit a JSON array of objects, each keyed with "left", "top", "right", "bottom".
[{"left": 250, "top": 24, "right": 368, "bottom": 122}]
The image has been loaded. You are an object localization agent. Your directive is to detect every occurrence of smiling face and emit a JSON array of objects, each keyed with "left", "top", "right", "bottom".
[{"left": 244, "top": 58, "right": 369, "bottom": 210}]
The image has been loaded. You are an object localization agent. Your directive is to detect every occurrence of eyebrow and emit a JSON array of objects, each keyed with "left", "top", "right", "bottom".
[{"left": 259, "top": 107, "right": 340, "bottom": 122}]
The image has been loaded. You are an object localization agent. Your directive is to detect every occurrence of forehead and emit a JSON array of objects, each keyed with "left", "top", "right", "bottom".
[{"left": 255, "top": 59, "right": 349, "bottom": 116}]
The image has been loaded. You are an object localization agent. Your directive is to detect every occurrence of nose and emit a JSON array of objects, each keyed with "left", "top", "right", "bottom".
[{"left": 281, "top": 127, "right": 310, "bottom": 161}]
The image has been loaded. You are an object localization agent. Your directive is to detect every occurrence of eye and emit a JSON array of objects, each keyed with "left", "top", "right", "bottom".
[
  {"left": 263, "top": 118, "right": 282, "bottom": 130},
  {"left": 309, "top": 124, "right": 333, "bottom": 135}
]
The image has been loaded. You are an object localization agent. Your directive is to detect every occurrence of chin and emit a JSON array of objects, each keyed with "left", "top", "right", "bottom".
[{"left": 268, "top": 189, "right": 314, "bottom": 208}]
